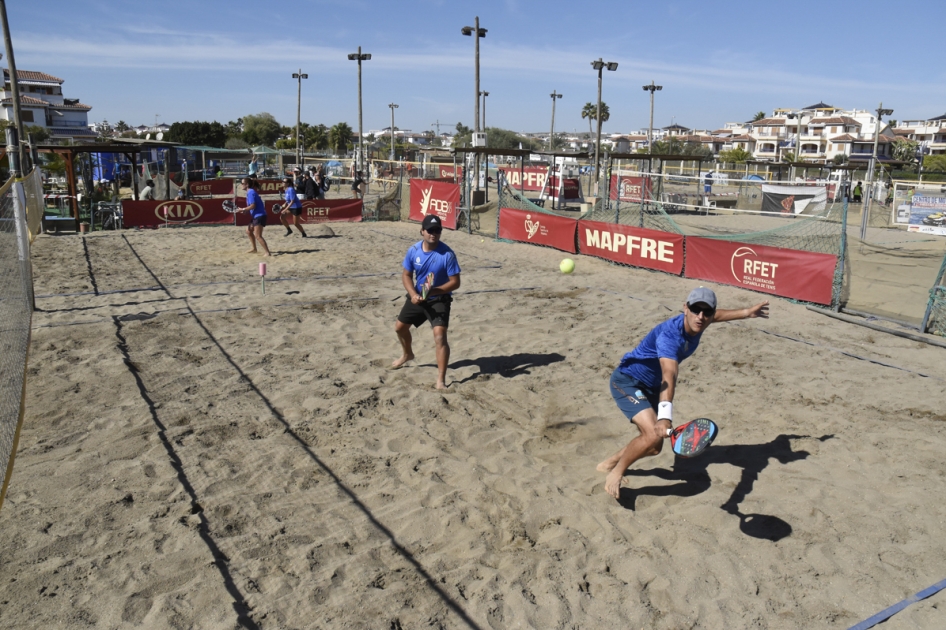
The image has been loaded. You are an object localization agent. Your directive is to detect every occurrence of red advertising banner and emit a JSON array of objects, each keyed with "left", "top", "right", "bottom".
[
  {"left": 234, "top": 198, "right": 363, "bottom": 225},
  {"left": 122, "top": 198, "right": 238, "bottom": 227},
  {"left": 432, "top": 164, "right": 463, "bottom": 181},
  {"left": 409, "top": 179, "right": 460, "bottom": 229},
  {"left": 609, "top": 175, "right": 653, "bottom": 202},
  {"left": 498, "top": 207, "right": 577, "bottom": 253},
  {"left": 253, "top": 179, "right": 286, "bottom": 195},
  {"left": 500, "top": 166, "right": 549, "bottom": 192},
  {"left": 684, "top": 237, "right": 837, "bottom": 305},
  {"left": 189, "top": 178, "right": 234, "bottom": 197},
  {"left": 549, "top": 176, "right": 581, "bottom": 200},
  {"left": 578, "top": 220, "right": 683, "bottom": 274}
]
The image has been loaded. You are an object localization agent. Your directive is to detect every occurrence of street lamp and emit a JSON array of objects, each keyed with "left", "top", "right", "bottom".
[
  {"left": 642, "top": 81, "right": 662, "bottom": 154},
  {"left": 462, "top": 17, "right": 487, "bottom": 191},
  {"left": 292, "top": 70, "right": 308, "bottom": 168},
  {"left": 480, "top": 91, "right": 489, "bottom": 130},
  {"left": 861, "top": 101, "right": 894, "bottom": 239},
  {"left": 549, "top": 90, "right": 562, "bottom": 151},
  {"left": 591, "top": 58, "right": 618, "bottom": 194},
  {"left": 347, "top": 48, "right": 371, "bottom": 177},
  {"left": 388, "top": 103, "right": 398, "bottom": 161}
]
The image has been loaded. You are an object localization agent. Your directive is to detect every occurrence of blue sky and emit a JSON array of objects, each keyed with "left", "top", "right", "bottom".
[{"left": 10, "top": 0, "right": 945, "bottom": 135}]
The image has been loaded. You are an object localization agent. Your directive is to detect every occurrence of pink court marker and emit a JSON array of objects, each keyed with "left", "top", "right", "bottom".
[{"left": 259, "top": 262, "right": 267, "bottom": 295}]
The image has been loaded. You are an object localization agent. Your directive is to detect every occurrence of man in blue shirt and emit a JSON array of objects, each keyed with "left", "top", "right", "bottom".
[
  {"left": 278, "top": 177, "right": 308, "bottom": 238},
  {"left": 392, "top": 215, "right": 462, "bottom": 389},
  {"left": 598, "top": 287, "right": 769, "bottom": 499}
]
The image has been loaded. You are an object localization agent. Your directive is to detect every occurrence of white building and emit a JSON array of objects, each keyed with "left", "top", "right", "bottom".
[
  {"left": 1, "top": 68, "right": 95, "bottom": 143},
  {"left": 894, "top": 114, "right": 946, "bottom": 155}
]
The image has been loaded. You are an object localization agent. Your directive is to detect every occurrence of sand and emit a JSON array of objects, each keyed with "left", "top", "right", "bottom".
[{"left": 1, "top": 221, "right": 945, "bottom": 629}]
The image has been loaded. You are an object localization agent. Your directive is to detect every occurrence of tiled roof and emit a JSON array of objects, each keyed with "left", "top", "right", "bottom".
[
  {"left": 810, "top": 116, "right": 860, "bottom": 126},
  {"left": 52, "top": 102, "right": 91, "bottom": 111},
  {"left": 0, "top": 94, "right": 49, "bottom": 106},
  {"left": 750, "top": 118, "right": 788, "bottom": 126},
  {"left": 2, "top": 69, "right": 63, "bottom": 83}
]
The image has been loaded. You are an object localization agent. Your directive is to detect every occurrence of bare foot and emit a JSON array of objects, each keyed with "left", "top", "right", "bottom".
[
  {"left": 390, "top": 353, "right": 414, "bottom": 369},
  {"left": 246, "top": 249, "right": 258, "bottom": 254},
  {"left": 434, "top": 380, "right": 447, "bottom": 390},
  {"left": 604, "top": 470, "right": 624, "bottom": 499},
  {"left": 262, "top": 252, "right": 272, "bottom": 257},
  {"left": 596, "top": 457, "right": 618, "bottom": 473}
]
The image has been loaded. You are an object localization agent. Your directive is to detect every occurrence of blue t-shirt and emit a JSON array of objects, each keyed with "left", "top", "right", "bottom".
[
  {"left": 246, "top": 189, "right": 266, "bottom": 219},
  {"left": 284, "top": 186, "right": 301, "bottom": 209},
  {"left": 618, "top": 314, "right": 702, "bottom": 391},
  {"left": 402, "top": 241, "right": 462, "bottom": 295}
]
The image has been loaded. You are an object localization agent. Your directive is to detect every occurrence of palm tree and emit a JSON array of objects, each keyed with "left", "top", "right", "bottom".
[
  {"left": 328, "top": 122, "right": 354, "bottom": 155},
  {"left": 581, "top": 102, "right": 611, "bottom": 140},
  {"left": 752, "top": 111, "right": 766, "bottom": 122}
]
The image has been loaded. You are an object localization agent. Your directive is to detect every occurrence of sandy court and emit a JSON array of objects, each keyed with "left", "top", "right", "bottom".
[{"left": 1, "top": 221, "right": 946, "bottom": 628}]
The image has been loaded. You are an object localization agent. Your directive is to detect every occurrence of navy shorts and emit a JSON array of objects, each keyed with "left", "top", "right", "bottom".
[
  {"left": 250, "top": 215, "right": 267, "bottom": 227},
  {"left": 398, "top": 295, "right": 452, "bottom": 328},
  {"left": 610, "top": 367, "right": 659, "bottom": 422}
]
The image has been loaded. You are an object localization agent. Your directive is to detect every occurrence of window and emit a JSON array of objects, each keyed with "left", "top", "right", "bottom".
[{"left": 22, "top": 110, "right": 34, "bottom": 122}]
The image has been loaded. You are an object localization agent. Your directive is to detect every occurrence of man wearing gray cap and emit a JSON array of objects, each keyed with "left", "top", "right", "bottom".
[{"left": 597, "top": 287, "right": 769, "bottom": 499}]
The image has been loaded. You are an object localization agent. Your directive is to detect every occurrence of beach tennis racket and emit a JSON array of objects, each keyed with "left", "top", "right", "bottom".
[
  {"left": 420, "top": 272, "right": 435, "bottom": 300},
  {"left": 669, "top": 418, "right": 718, "bottom": 458},
  {"left": 222, "top": 200, "right": 239, "bottom": 213}
]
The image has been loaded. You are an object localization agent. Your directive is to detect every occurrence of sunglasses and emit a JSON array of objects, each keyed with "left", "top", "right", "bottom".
[
  {"left": 688, "top": 303, "right": 716, "bottom": 317},
  {"left": 425, "top": 228, "right": 442, "bottom": 235}
]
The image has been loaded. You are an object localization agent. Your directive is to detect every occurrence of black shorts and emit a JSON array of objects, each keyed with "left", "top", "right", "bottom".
[
  {"left": 397, "top": 295, "right": 452, "bottom": 328},
  {"left": 287, "top": 205, "right": 303, "bottom": 216},
  {"left": 250, "top": 215, "right": 267, "bottom": 227}
]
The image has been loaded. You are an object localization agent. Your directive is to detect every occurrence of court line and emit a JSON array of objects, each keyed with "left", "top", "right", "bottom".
[{"left": 848, "top": 577, "right": 946, "bottom": 630}]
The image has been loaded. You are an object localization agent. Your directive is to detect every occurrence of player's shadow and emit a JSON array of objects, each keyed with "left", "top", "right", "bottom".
[
  {"left": 618, "top": 434, "right": 834, "bottom": 541},
  {"left": 446, "top": 352, "right": 566, "bottom": 384},
  {"left": 275, "top": 248, "right": 323, "bottom": 256}
]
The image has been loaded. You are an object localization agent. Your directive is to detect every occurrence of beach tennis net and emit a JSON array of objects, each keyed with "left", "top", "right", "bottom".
[{"left": 0, "top": 172, "right": 37, "bottom": 512}]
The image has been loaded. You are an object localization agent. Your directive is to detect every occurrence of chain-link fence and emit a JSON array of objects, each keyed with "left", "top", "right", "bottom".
[
  {"left": 0, "top": 171, "right": 37, "bottom": 512},
  {"left": 925, "top": 253, "right": 946, "bottom": 337}
]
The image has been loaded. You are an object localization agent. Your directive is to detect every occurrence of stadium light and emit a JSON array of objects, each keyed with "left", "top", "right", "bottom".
[
  {"left": 292, "top": 70, "right": 308, "bottom": 169},
  {"left": 861, "top": 102, "right": 895, "bottom": 239},
  {"left": 590, "top": 58, "right": 618, "bottom": 195},
  {"left": 462, "top": 17, "right": 487, "bottom": 191},
  {"left": 549, "top": 90, "right": 563, "bottom": 152},
  {"left": 642, "top": 81, "right": 662, "bottom": 155},
  {"left": 388, "top": 103, "right": 399, "bottom": 161},
  {"left": 348, "top": 47, "right": 371, "bottom": 177}
]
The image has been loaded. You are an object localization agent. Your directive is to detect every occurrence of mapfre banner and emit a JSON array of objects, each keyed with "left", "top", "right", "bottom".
[
  {"left": 501, "top": 167, "right": 550, "bottom": 192},
  {"left": 234, "top": 198, "right": 363, "bottom": 225},
  {"left": 578, "top": 220, "right": 683, "bottom": 274},
  {"left": 685, "top": 237, "right": 836, "bottom": 305},
  {"left": 122, "top": 198, "right": 237, "bottom": 227},
  {"left": 609, "top": 175, "right": 653, "bottom": 202},
  {"left": 409, "top": 179, "right": 460, "bottom": 229},
  {"left": 498, "top": 207, "right": 577, "bottom": 253},
  {"left": 189, "top": 178, "right": 234, "bottom": 196}
]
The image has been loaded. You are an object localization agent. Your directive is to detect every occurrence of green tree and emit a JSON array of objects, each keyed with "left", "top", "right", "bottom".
[
  {"left": 752, "top": 111, "right": 766, "bottom": 121},
  {"left": 924, "top": 154, "right": 946, "bottom": 173},
  {"left": 891, "top": 138, "right": 919, "bottom": 164},
  {"left": 226, "top": 118, "right": 244, "bottom": 138},
  {"left": 485, "top": 127, "right": 540, "bottom": 151},
  {"left": 581, "top": 102, "right": 610, "bottom": 137},
  {"left": 225, "top": 137, "right": 250, "bottom": 150},
  {"left": 833, "top": 153, "right": 849, "bottom": 165},
  {"left": 328, "top": 122, "right": 354, "bottom": 155},
  {"left": 166, "top": 121, "right": 228, "bottom": 147},
  {"left": 307, "top": 124, "right": 328, "bottom": 151},
  {"left": 26, "top": 124, "right": 50, "bottom": 143},
  {"left": 115, "top": 120, "right": 129, "bottom": 133},
  {"left": 242, "top": 113, "right": 281, "bottom": 146},
  {"left": 718, "top": 147, "right": 753, "bottom": 163},
  {"left": 454, "top": 122, "right": 472, "bottom": 147},
  {"left": 40, "top": 151, "right": 66, "bottom": 175}
]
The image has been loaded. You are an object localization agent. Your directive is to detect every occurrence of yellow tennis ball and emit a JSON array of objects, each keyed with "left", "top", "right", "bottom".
[{"left": 560, "top": 258, "right": 575, "bottom": 274}]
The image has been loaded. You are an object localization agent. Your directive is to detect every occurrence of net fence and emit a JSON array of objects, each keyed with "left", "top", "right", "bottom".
[
  {"left": 0, "top": 171, "right": 37, "bottom": 512},
  {"left": 925, "top": 253, "right": 946, "bottom": 337}
]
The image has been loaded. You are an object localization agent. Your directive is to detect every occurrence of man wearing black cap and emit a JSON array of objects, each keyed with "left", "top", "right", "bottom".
[
  {"left": 597, "top": 287, "right": 769, "bottom": 499},
  {"left": 391, "top": 215, "right": 462, "bottom": 389}
]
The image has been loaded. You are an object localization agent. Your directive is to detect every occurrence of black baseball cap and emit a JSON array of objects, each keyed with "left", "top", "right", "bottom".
[{"left": 421, "top": 215, "right": 442, "bottom": 232}]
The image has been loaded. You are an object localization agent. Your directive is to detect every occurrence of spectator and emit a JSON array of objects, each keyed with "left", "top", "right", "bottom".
[
  {"left": 853, "top": 181, "right": 863, "bottom": 203},
  {"left": 142, "top": 179, "right": 155, "bottom": 200},
  {"left": 304, "top": 169, "right": 319, "bottom": 200},
  {"left": 248, "top": 153, "right": 259, "bottom": 177},
  {"left": 351, "top": 170, "right": 365, "bottom": 199}
]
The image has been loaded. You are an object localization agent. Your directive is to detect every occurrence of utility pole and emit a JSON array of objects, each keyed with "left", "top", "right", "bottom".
[
  {"left": 461, "top": 17, "right": 487, "bottom": 192},
  {"left": 347, "top": 47, "right": 371, "bottom": 176},
  {"left": 642, "top": 81, "right": 662, "bottom": 155},
  {"left": 388, "top": 103, "right": 398, "bottom": 161},
  {"left": 861, "top": 101, "right": 894, "bottom": 239},
  {"left": 292, "top": 70, "right": 308, "bottom": 169},
  {"left": 0, "top": 0, "right": 25, "bottom": 173},
  {"left": 480, "top": 91, "right": 489, "bottom": 130},
  {"left": 590, "top": 58, "right": 618, "bottom": 196},
  {"left": 549, "top": 90, "right": 562, "bottom": 151}
]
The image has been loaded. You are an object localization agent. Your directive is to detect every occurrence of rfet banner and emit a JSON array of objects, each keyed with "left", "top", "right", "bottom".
[
  {"left": 409, "top": 179, "right": 460, "bottom": 229},
  {"left": 189, "top": 178, "right": 234, "bottom": 196},
  {"left": 498, "top": 207, "right": 577, "bottom": 253},
  {"left": 122, "top": 198, "right": 237, "bottom": 227},
  {"left": 609, "top": 175, "right": 653, "bottom": 202},
  {"left": 685, "top": 237, "right": 836, "bottom": 305},
  {"left": 432, "top": 164, "right": 463, "bottom": 181},
  {"left": 234, "top": 198, "right": 363, "bottom": 225},
  {"left": 578, "top": 219, "right": 683, "bottom": 274}
]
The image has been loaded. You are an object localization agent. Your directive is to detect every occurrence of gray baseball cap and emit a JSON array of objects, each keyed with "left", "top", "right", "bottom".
[{"left": 686, "top": 287, "right": 717, "bottom": 309}]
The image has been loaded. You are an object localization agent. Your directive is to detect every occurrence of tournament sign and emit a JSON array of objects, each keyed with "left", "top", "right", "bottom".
[
  {"left": 501, "top": 166, "right": 551, "bottom": 192},
  {"left": 685, "top": 237, "right": 837, "bottom": 305},
  {"left": 907, "top": 194, "right": 946, "bottom": 237},
  {"left": 122, "top": 198, "right": 237, "bottom": 228},
  {"left": 609, "top": 175, "right": 653, "bottom": 202},
  {"left": 189, "top": 178, "right": 234, "bottom": 197},
  {"left": 498, "top": 207, "right": 578, "bottom": 253},
  {"left": 408, "top": 179, "right": 460, "bottom": 229},
  {"left": 578, "top": 219, "right": 683, "bottom": 274},
  {"left": 234, "top": 198, "right": 363, "bottom": 225}
]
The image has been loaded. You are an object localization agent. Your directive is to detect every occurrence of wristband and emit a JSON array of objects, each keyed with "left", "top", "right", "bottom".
[{"left": 657, "top": 401, "right": 673, "bottom": 422}]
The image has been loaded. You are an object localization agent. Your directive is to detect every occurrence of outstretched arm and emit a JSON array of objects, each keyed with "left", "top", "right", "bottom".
[{"left": 713, "top": 300, "right": 769, "bottom": 323}]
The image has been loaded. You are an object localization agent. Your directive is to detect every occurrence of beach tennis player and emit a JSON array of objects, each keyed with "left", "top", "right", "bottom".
[
  {"left": 597, "top": 287, "right": 769, "bottom": 499},
  {"left": 279, "top": 177, "right": 308, "bottom": 238},
  {"left": 391, "top": 215, "right": 461, "bottom": 390},
  {"left": 238, "top": 177, "right": 271, "bottom": 257}
]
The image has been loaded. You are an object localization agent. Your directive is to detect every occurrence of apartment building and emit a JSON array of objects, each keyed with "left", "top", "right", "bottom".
[
  {"left": 895, "top": 114, "right": 946, "bottom": 155},
  {"left": 1, "top": 68, "right": 95, "bottom": 143}
]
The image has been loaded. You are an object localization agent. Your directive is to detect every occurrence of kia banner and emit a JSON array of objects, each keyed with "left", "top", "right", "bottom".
[
  {"left": 189, "top": 178, "right": 234, "bottom": 197},
  {"left": 234, "top": 198, "right": 363, "bottom": 225},
  {"left": 409, "top": 179, "right": 460, "bottom": 229},
  {"left": 685, "top": 237, "right": 837, "bottom": 305},
  {"left": 122, "top": 198, "right": 237, "bottom": 228},
  {"left": 498, "top": 207, "right": 577, "bottom": 253},
  {"left": 609, "top": 175, "right": 653, "bottom": 202},
  {"left": 578, "top": 220, "right": 683, "bottom": 274}
]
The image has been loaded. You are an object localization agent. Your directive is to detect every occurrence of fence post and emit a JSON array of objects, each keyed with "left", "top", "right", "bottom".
[
  {"left": 921, "top": 251, "right": 946, "bottom": 333},
  {"left": 833, "top": 198, "right": 848, "bottom": 312}
]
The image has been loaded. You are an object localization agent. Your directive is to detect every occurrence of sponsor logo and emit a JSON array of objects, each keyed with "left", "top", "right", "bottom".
[
  {"left": 620, "top": 180, "right": 644, "bottom": 200},
  {"left": 505, "top": 169, "right": 547, "bottom": 190},
  {"left": 634, "top": 389, "right": 646, "bottom": 401},
  {"left": 191, "top": 182, "right": 214, "bottom": 194},
  {"left": 415, "top": 256, "right": 421, "bottom": 264},
  {"left": 304, "top": 205, "right": 331, "bottom": 217},
  {"left": 155, "top": 201, "right": 204, "bottom": 223},
  {"left": 780, "top": 195, "right": 795, "bottom": 212},
  {"left": 257, "top": 181, "right": 282, "bottom": 193},
  {"left": 583, "top": 229, "right": 675, "bottom": 262},
  {"left": 524, "top": 214, "right": 542, "bottom": 239},
  {"left": 731, "top": 246, "right": 779, "bottom": 290},
  {"left": 420, "top": 186, "right": 452, "bottom": 217}
]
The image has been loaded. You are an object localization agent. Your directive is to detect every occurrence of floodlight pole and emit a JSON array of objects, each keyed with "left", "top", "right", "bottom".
[
  {"left": 292, "top": 70, "right": 308, "bottom": 168},
  {"left": 642, "top": 81, "right": 662, "bottom": 155},
  {"left": 462, "top": 18, "right": 487, "bottom": 191},
  {"left": 549, "top": 90, "right": 562, "bottom": 151},
  {"left": 861, "top": 101, "right": 893, "bottom": 239},
  {"left": 0, "top": 0, "right": 26, "bottom": 173},
  {"left": 591, "top": 58, "right": 617, "bottom": 196},
  {"left": 348, "top": 47, "right": 371, "bottom": 177},
  {"left": 388, "top": 103, "right": 398, "bottom": 161}
]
